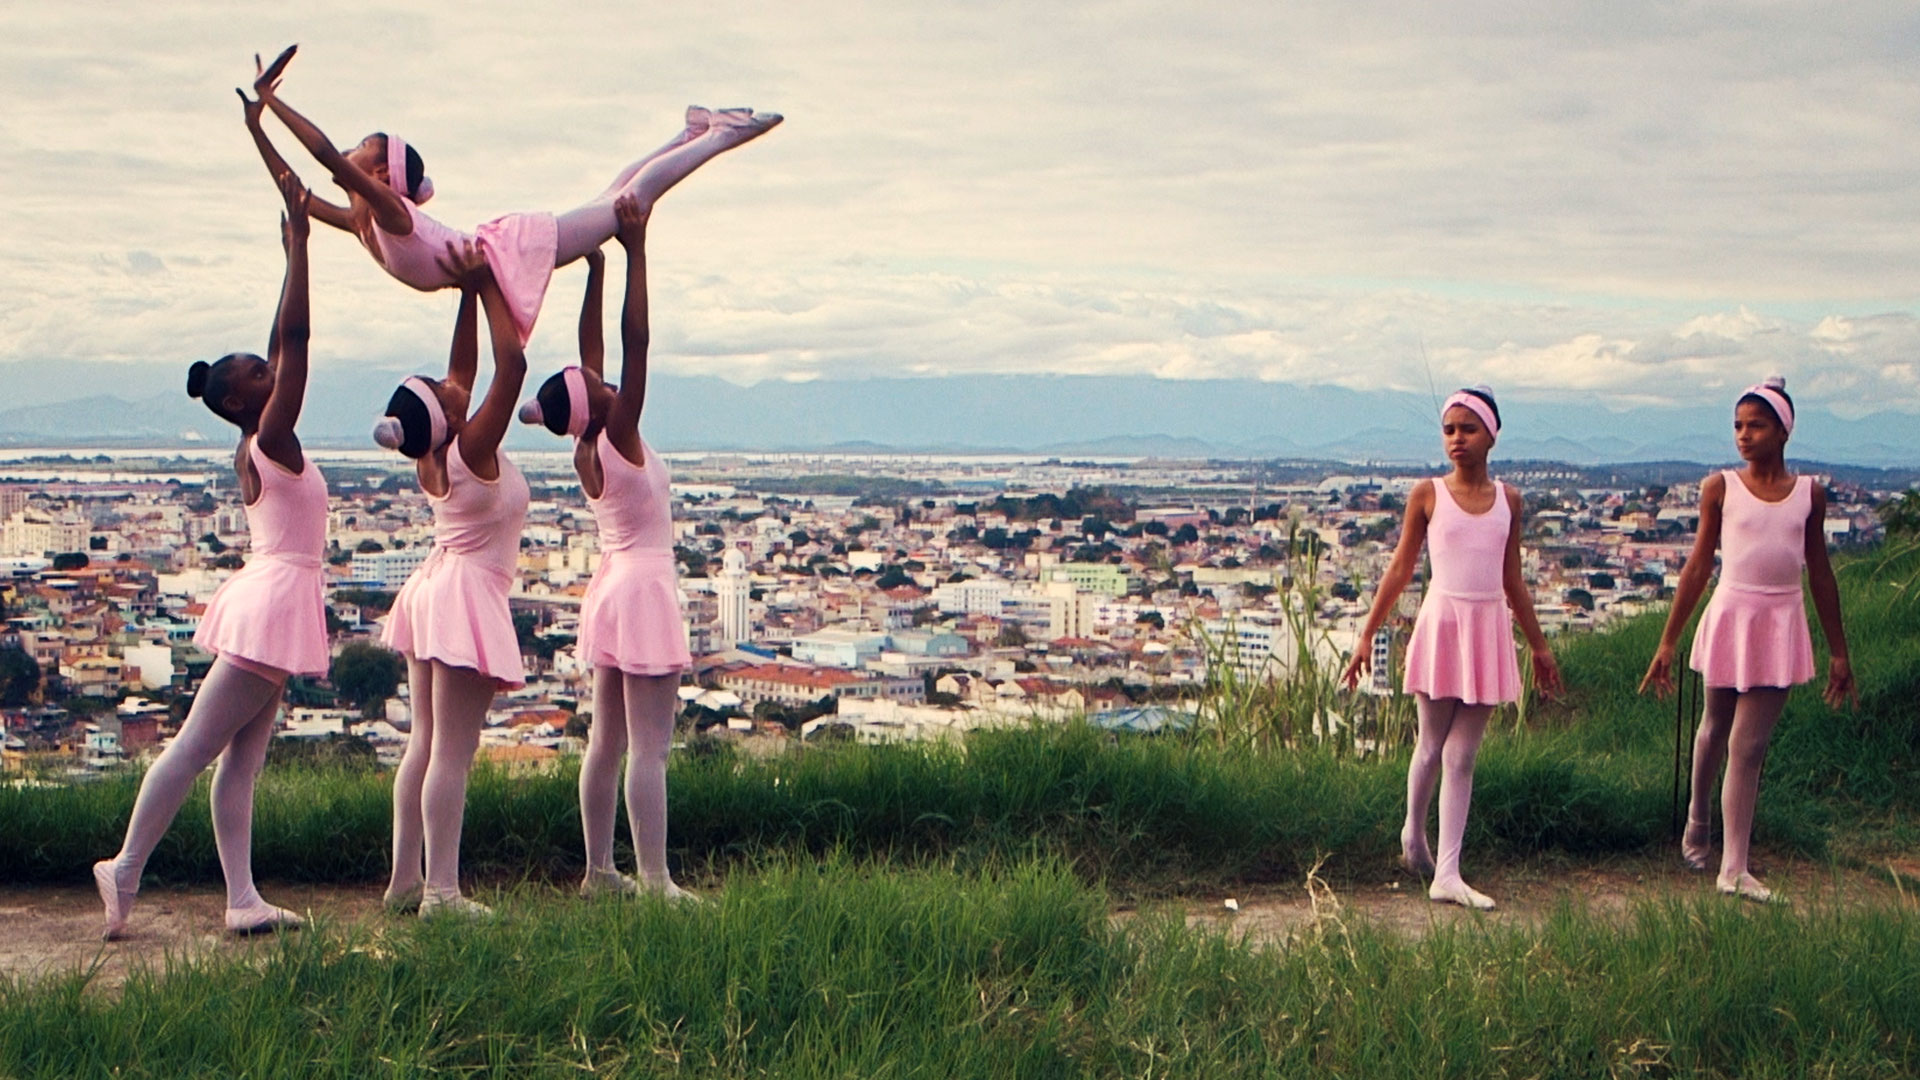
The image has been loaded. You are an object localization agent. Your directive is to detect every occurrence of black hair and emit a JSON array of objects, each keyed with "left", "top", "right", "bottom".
[
  {"left": 1736, "top": 385, "right": 1795, "bottom": 430},
  {"left": 1454, "top": 386, "right": 1502, "bottom": 430},
  {"left": 372, "top": 132, "right": 426, "bottom": 200},
  {"left": 382, "top": 382, "right": 435, "bottom": 458},
  {"left": 186, "top": 353, "right": 253, "bottom": 424},
  {"left": 532, "top": 372, "right": 573, "bottom": 436}
]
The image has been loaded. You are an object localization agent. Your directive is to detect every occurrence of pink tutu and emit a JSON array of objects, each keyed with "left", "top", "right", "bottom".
[
  {"left": 576, "top": 550, "right": 691, "bottom": 676},
  {"left": 195, "top": 552, "right": 330, "bottom": 677},
  {"left": 1689, "top": 582, "right": 1814, "bottom": 691},
  {"left": 384, "top": 548, "right": 525, "bottom": 687},
  {"left": 1401, "top": 592, "right": 1522, "bottom": 705}
]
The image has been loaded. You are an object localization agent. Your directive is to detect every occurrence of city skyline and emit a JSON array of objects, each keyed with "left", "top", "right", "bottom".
[{"left": 5, "top": 2, "right": 1920, "bottom": 428}]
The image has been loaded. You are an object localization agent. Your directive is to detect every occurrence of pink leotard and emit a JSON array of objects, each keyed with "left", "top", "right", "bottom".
[
  {"left": 1401, "top": 479, "right": 1521, "bottom": 705},
  {"left": 1689, "top": 471, "right": 1815, "bottom": 690},
  {"left": 575, "top": 434, "right": 690, "bottom": 676},
  {"left": 365, "top": 201, "right": 558, "bottom": 347},
  {"left": 194, "top": 439, "right": 331, "bottom": 677}
]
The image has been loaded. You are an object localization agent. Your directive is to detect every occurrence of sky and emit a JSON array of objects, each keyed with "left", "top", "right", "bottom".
[{"left": 4, "top": 0, "right": 1920, "bottom": 419}]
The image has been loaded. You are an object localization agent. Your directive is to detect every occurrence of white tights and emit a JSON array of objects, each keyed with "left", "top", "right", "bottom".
[
  {"left": 1686, "top": 686, "right": 1788, "bottom": 885},
  {"left": 387, "top": 658, "right": 497, "bottom": 902},
  {"left": 108, "top": 658, "right": 284, "bottom": 911},
  {"left": 1405, "top": 693, "right": 1494, "bottom": 905},
  {"left": 579, "top": 668, "right": 681, "bottom": 888}
]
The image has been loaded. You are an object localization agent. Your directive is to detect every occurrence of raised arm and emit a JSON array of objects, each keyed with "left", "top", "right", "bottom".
[
  {"left": 251, "top": 45, "right": 412, "bottom": 235},
  {"left": 606, "top": 194, "right": 652, "bottom": 451},
  {"left": 577, "top": 248, "right": 606, "bottom": 379},
  {"left": 237, "top": 59, "right": 351, "bottom": 233},
  {"left": 1501, "top": 486, "right": 1562, "bottom": 698},
  {"left": 1640, "top": 472, "right": 1725, "bottom": 697},
  {"left": 444, "top": 279, "right": 480, "bottom": 395},
  {"left": 438, "top": 247, "right": 528, "bottom": 473},
  {"left": 255, "top": 171, "right": 310, "bottom": 472},
  {"left": 1804, "top": 484, "right": 1856, "bottom": 708},
  {"left": 1341, "top": 481, "right": 1433, "bottom": 689}
]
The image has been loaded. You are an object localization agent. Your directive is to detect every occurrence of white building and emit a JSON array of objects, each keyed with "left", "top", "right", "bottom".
[
  {"left": 791, "top": 627, "right": 889, "bottom": 669},
  {"left": 352, "top": 547, "right": 432, "bottom": 585},
  {"left": 930, "top": 576, "right": 1013, "bottom": 616},
  {"left": 715, "top": 548, "right": 752, "bottom": 647}
]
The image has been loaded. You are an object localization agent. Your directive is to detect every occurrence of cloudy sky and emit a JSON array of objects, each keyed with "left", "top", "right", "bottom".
[{"left": 4, "top": 0, "right": 1919, "bottom": 417}]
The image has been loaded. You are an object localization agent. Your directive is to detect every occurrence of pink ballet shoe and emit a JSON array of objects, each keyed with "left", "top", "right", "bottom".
[
  {"left": 684, "top": 106, "right": 712, "bottom": 135},
  {"left": 1716, "top": 872, "right": 1778, "bottom": 904},
  {"left": 382, "top": 883, "right": 424, "bottom": 915},
  {"left": 1428, "top": 878, "right": 1497, "bottom": 911},
  {"left": 579, "top": 867, "right": 642, "bottom": 898},
  {"left": 709, "top": 107, "right": 783, "bottom": 138},
  {"left": 94, "top": 859, "right": 137, "bottom": 941},
  {"left": 647, "top": 879, "right": 703, "bottom": 905},
  {"left": 419, "top": 891, "right": 493, "bottom": 919},
  {"left": 226, "top": 902, "right": 306, "bottom": 936},
  {"left": 1681, "top": 818, "right": 1712, "bottom": 873}
]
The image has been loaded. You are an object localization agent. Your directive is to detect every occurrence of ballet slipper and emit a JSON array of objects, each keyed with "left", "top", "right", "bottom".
[
  {"left": 419, "top": 891, "right": 493, "bottom": 919},
  {"left": 648, "top": 879, "right": 703, "bottom": 905},
  {"left": 1717, "top": 872, "right": 1778, "bottom": 904},
  {"left": 94, "top": 859, "right": 138, "bottom": 941},
  {"left": 1428, "top": 878, "right": 1497, "bottom": 911},
  {"left": 382, "top": 883, "right": 424, "bottom": 915},
  {"left": 579, "top": 867, "right": 642, "bottom": 898},
  {"left": 226, "top": 902, "right": 306, "bottom": 936},
  {"left": 684, "top": 106, "right": 711, "bottom": 134},
  {"left": 1681, "top": 818, "right": 1713, "bottom": 872},
  {"left": 709, "top": 108, "right": 783, "bottom": 136},
  {"left": 1400, "top": 826, "right": 1435, "bottom": 878}
]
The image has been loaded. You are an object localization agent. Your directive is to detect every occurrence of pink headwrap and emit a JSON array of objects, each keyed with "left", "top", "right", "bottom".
[
  {"left": 385, "top": 134, "right": 434, "bottom": 205},
  {"left": 1739, "top": 376, "right": 1794, "bottom": 435},
  {"left": 1441, "top": 387, "right": 1500, "bottom": 441},
  {"left": 372, "top": 376, "right": 450, "bottom": 453},
  {"left": 516, "top": 366, "right": 591, "bottom": 437}
]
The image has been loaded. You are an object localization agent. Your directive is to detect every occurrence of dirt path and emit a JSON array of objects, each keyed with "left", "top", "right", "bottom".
[{"left": 7, "top": 853, "right": 1917, "bottom": 992}]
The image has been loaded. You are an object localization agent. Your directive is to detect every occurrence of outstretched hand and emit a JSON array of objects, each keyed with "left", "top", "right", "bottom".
[
  {"left": 253, "top": 45, "right": 296, "bottom": 101},
  {"left": 1530, "top": 647, "right": 1564, "bottom": 700},
  {"left": 278, "top": 170, "right": 310, "bottom": 245},
  {"left": 1339, "top": 651, "right": 1369, "bottom": 692},
  {"left": 1824, "top": 656, "right": 1858, "bottom": 711},
  {"left": 613, "top": 193, "right": 650, "bottom": 247},
  {"left": 436, "top": 238, "right": 491, "bottom": 289},
  {"left": 1637, "top": 645, "right": 1675, "bottom": 699}
]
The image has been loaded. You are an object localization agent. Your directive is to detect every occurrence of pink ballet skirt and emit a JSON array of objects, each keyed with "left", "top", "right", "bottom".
[
  {"left": 1689, "top": 471, "right": 1816, "bottom": 691},
  {"left": 366, "top": 201, "right": 557, "bottom": 347},
  {"left": 1401, "top": 478, "right": 1522, "bottom": 705},
  {"left": 575, "top": 433, "right": 690, "bottom": 676},
  {"left": 383, "top": 447, "right": 530, "bottom": 686},
  {"left": 195, "top": 440, "right": 330, "bottom": 677}
]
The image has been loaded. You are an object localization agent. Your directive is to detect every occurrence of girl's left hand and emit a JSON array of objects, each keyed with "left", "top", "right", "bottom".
[
  {"left": 253, "top": 45, "right": 296, "bottom": 100},
  {"left": 1531, "top": 646, "right": 1564, "bottom": 700},
  {"left": 278, "top": 170, "right": 310, "bottom": 238},
  {"left": 1824, "top": 656, "right": 1857, "bottom": 711}
]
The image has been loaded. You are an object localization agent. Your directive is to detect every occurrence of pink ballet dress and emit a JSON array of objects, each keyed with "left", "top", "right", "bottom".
[
  {"left": 194, "top": 439, "right": 331, "bottom": 677},
  {"left": 1401, "top": 478, "right": 1522, "bottom": 705},
  {"left": 576, "top": 434, "right": 692, "bottom": 676},
  {"left": 1689, "top": 471, "right": 1816, "bottom": 691},
  {"left": 365, "top": 201, "right": 557, "bottom": 347},
  {"left": 383, "top": 446, "right": 531, "bottom": 686}
]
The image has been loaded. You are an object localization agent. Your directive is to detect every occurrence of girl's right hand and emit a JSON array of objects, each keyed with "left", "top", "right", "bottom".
[
  {"left": 1637, "top": 644, "right": 1675, "bottom": 698},
  {"left": 613, "top": 193, "right": 650, "bottom": 247},
  {"left": 278, "top": 170, "right": 310, "bottom": 237},
  {"left": 436, "top": 239, "right": 490, "bottom": 288},
  {"left": 253, "top": 45, "right": 296, "bottom": 100},
  {"left": 1340, "top": 650, "right": 1369, "bottom": 691}
]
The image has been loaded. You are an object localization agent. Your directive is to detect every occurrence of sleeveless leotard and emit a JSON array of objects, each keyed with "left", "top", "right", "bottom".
[
  {"left": 1400, "top": 479, "right": 1521, "bottom": 705},
  {"left": 194, "top": 439, "right": 331, "bottom": 677},
  {"left": 365, "top": 201, "right": 558, "bottom": 347},
  {"left": 575, "top": 433, "right": 691, "bottom": 676},
  {"left": 1689, "top": 471, "right": 1815, "bottom": 690}
]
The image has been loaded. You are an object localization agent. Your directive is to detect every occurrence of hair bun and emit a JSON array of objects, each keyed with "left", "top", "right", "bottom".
[
  {"left": 517, "top": 399, "right": 545, "bottom": 425},
  {"left": 1763, "top": 374, "right": 1787, "bottom": 390},
  {"left": 1470, "top": 383, "right": 1495, "bottom": 398},
  {"left": 414, "top": 176, "right": 434, "bottom": 204},
  {"left": 371, "top": 417, "right": 405, "bottom": 450},
  {"left": 186, "top": 361, "right": 210, "bottom": 399}
]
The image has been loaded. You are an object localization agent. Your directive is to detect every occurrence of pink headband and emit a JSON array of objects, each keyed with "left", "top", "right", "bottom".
[
  {"left": 516, "top": 366, "right": 591, "bottom": 438},
  {"left": 385, "top": 134, "right": 433, "bottom": 204},
  {"left": 1441, "top": 389, "right": 1499, "bottom": 441},
  {"left": 1740, "top": 379, "right": 1794, "bottom": 434}
]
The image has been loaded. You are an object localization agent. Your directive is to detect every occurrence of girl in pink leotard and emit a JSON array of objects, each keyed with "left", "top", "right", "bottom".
[
  {"left": 519, "top": 195, "right": 695, "bottom": 901},
  {"left": 95, "top": 173, "right": 324, "bottom": 940},
  {"left": 1342, "top": 387, "right": 1563, "bottom": 911},
  {"left": 371, "top": 240, "right": 531, "bottom": 918},
  {"left": 1640, "top": 376, "right": 1855, "bottom": 903},
  {"left": 238, "top": 45, "right": 780, "bottom": 345}
]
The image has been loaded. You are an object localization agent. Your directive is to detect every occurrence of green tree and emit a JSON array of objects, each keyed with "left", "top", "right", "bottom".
[
  {"left": 330, "top": 641, "right": 406, "bottom": 718},
  {"left": 51, "top": 552, "right": 90, "bottom": 571},
  {"left": 0, "top": 646, "right": 40, "bottom": 707}
]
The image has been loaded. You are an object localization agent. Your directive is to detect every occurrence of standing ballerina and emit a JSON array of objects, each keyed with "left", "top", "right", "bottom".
[
  {"left": 374, "top": 241, "right": 531, "bottom": 918},
  {"left": 520, "top": 195, "right": 695, "bottom": 900},
  {"left": 95, "top": 173, "right": 325, "bottom": 939},
  {"left": 239, "top": 45, "right": 780, "bottom": 345},
  {"left": 1639, "top": 376, "right": 1854, "bottom": 903},
  {"left": 1341, "top": 386, "right": 1563, "bottom": 910}
]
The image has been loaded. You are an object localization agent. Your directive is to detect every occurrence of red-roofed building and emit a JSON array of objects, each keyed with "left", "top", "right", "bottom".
[{"left": 718, "top": 663, "right": 923, "bottom": 707}]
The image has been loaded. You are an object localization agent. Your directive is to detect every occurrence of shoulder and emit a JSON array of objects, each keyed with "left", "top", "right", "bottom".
[
  {"left": 1502, "top": 483, "right": 1524, "bottom": 512},
  {"left": 1701, "top": 471, "right": 1728, "bottom": 500}
]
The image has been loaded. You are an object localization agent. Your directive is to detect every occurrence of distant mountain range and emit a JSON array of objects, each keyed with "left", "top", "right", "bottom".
[{"left": 1, "top": 363, "right": 1915, "bottom": 469}]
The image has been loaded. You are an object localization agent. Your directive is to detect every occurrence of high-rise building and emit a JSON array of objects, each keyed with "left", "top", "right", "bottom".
[{"left": 715, "top": 548, "right": 752, "bottom": 647}]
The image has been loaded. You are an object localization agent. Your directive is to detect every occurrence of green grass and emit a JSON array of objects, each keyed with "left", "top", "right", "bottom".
[{"left": 4, "top": 860, "right": 1918, "bottom": 1078}]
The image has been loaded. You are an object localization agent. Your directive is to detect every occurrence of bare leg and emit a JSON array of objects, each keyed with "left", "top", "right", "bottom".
[
  {"left": 1719, "top": 687, "right": 1789, "bottom": 901},
  {"left": 1402, "top": 693, "right": 1453, "bottom": 876},
  {"left": 552, "top": 112, "right": 783, "bottom": 264},
  {"left": 624, "top": 672, "right": 687, "bottom": 896},
  {"left": 1683, "top": 687, "right": 1738, "bottom": 870},
  {"left": 96, "top": 659, "right": 283, "bottom": 938},
  {"left": 385, "top": 656, "right": 436, "bottom": 906},
  {"left": 420, "top": 661, "right": 494, "bottom": 910},
  {"left": 579, "top": 665, "right": 632, "bottom": 885},
  {"left": 210, "top": 689, "right": 302, "bottom": 931},
  {"left": 1429, "top": 703, "right": 1495, "bottom": 910}
]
